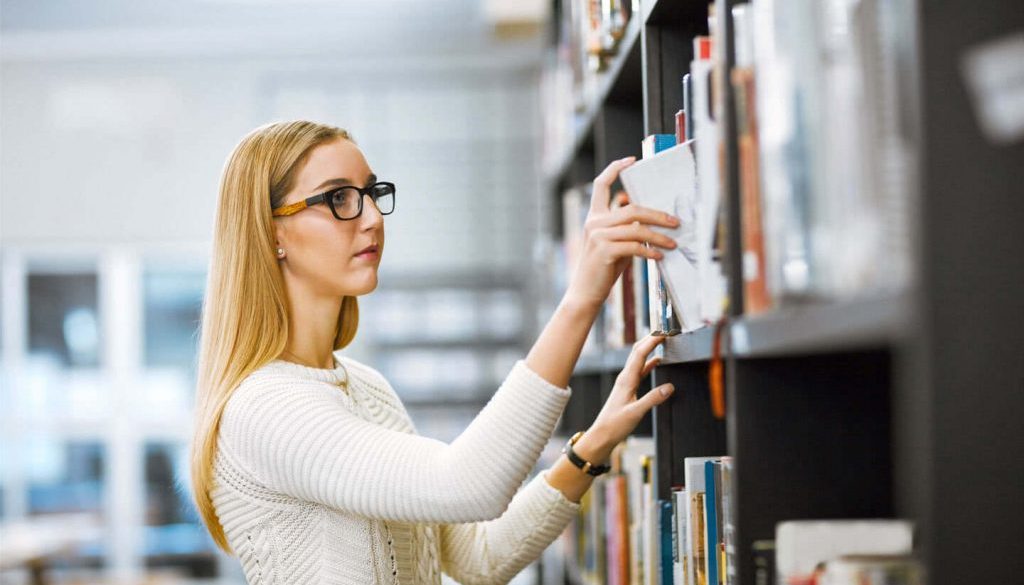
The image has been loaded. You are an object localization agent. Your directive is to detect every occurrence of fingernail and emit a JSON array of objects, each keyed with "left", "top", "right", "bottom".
[{"left": 659, "top": 384, "right": 674, "bottom": 397}]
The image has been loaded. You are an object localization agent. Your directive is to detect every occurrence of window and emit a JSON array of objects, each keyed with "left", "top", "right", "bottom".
[
  {"left": 143, "top": 442, "right": 217, "bottom": 569},
  {"left": 140, "top": 268, "right": 205, "bottom": 416},
  {"left": 22, "top": 270, "right": 106, "bottom": 420}
]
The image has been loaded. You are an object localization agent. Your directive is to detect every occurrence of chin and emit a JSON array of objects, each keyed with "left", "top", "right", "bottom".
[{"left": 345, "top": 272, "right": 379, "bottom": 297}]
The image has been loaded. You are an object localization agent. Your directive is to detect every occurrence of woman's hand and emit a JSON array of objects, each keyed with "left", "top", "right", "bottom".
[
  {"left": 592, "top": 333, "right": 675, "bottom": 446},
  {"left": 569, "top": 333, "right": 676, "bottom": 467},
  {"left": 566, "top": 156, "right": 681, "bottom": 309}
]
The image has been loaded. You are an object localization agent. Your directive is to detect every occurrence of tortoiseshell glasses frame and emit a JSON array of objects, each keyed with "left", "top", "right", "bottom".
[{"left": 271, "top": 181, "right": 396, "bottom": 220}]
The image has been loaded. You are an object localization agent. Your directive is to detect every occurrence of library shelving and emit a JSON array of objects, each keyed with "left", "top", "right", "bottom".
[{"left": 543, "top": 1, "right": 1024, "bottom": 585}]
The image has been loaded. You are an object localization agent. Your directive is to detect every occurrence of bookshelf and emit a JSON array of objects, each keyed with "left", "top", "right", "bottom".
[{"left": 544, "top": 1, "right": 1024, "bottom": 585}]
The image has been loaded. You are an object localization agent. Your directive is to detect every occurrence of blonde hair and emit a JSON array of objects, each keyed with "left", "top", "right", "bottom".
[{"left": 189, "top": 120, "right": 359, "bottom": 553}]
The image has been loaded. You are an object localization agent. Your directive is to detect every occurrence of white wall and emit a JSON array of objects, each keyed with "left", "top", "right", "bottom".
[{"left": 0, "top": 56, "right": 543, "bottom": 274}]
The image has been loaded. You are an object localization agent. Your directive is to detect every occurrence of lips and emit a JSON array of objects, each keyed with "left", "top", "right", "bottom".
[{"left": 354, "top": 244, "right": 379, "bottom": 257}]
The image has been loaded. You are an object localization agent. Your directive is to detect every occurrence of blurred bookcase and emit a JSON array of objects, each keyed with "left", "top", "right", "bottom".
[{"left": 540, "top": 1, "right": 1024, "bottom": 585}]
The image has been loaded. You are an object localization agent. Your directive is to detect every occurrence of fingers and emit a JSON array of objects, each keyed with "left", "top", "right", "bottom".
[
  {"left": 604, "top": 240, "right": 666, "bottom": 262},
  {"left": 624, "top": 333, "right": 668, "bottom": 375},
  {"left": 592, "top": 223, "right": 678, "bottom": 250},
  {"left": 590, "top": 157, "right": 637, "bottom": 214},
  {"left": 587, "top": 203, "right": 680, "bottom": 230},
  {"left": 642, "top": 382, "right": 676, "bottom": 410},
  {"left": 640, "top": 356, "right": 662, "bottom": 379}
]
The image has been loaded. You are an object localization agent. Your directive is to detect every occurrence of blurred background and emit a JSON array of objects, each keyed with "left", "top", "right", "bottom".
[{"left": 0, "top": 0, "right": 558, "bottom": 583}]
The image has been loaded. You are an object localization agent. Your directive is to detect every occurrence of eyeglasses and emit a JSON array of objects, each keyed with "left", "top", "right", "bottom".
[{"left": 272, "top": 181, "right": 396, "bottom": 220}]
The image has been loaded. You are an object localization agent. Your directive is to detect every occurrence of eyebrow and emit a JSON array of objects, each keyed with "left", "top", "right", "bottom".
[{"left": 312, "top": 173, "right": 377, "bottom": 193}]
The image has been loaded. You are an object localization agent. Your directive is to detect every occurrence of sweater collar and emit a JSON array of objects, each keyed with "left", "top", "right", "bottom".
[{"left": 268, "top": 353, "right": 349, "bottom": 386}]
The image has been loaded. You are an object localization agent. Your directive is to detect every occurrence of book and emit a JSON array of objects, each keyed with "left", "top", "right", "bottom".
[
  {"left": 775, "top": 520, "right": 914, "bottom": 585},
  {"left": 620, "top": 142, "right": 703, "bottom": 333},
  {"left": 606, "top": 475, "right": 631, "bottom": 585},
  {"left": 641, "top": 455, "right": 658, "bottom": 585},
  {"left": 632, "top": 254, "right": 650, "bottom": 343},
  {"left": 622, "top": 437, "right": 655, "bottom": 585},
  {"left": 681, "top": 73, "right": 694, "bottom": 141},
  {"left": 719, "top": 457, "right": 735, "bottom": 584},
  {"left": 822, "top": 554, "right": 923, "bottom": 585},
  {"left": 703, "top": 461, "right": 720, "bottom": 585},
  {"left": 731, "top": 4, "right": 772, "bottom": 315},
  {"left": 639, "top": 134, "right": 683, "bottom": 339},
  {"left": 690, "top": 37, "right": 727, "bottom": 324},
  {"left": 659, "top": 499, "right": 675, "bottom": 585},
  {"left": 672, "top": 488, "right": 688, "bottom": 585},
  {"left": 682, "top": 457, "right": 720, "bottom": 585}
]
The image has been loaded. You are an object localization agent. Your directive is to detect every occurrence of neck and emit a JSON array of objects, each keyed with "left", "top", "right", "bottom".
[{"left": 280, "top": 276, "right": 344, "bottom": 370}]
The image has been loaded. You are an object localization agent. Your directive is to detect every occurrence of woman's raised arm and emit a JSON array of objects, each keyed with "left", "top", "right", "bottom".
[{"left": 525, "top": 156, "right": 679, "bottom": 388}]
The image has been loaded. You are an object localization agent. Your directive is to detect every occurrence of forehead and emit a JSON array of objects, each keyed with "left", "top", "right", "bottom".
[{"left": 293, "top": 138, "right": 371, "bottom": 192}]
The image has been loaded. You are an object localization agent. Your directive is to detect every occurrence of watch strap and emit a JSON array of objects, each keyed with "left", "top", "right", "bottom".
[{"left": 562, "top": 431, "right": 611, "bottom": 476}]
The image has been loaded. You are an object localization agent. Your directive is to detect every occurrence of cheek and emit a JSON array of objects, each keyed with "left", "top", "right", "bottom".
[{"left": 291, "top": 218, "right": 357, "bottom": 267}]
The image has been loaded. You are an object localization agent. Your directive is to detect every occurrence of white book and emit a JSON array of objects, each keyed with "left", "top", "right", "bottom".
[
  {"left": 642, "top": 460, "right": 658, "bottom": 585},
  {"left": 672, "top": 489, "right": 689, "bottom": 585},
  {"left": 620, "top": 141, "right": 703, "bottom": 332},
  {"left": 690, "top": 56, "right": 726, "bottom": 323},
  {"left": 775, "top": 520, "right": 914, "bottom": 584}
]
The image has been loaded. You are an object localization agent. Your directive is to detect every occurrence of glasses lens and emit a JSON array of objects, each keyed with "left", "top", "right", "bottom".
[
  {"left": 330, "top": 187, "right": 361, "bottom": 219},
  {"left": 371, "top": 183, "right": 395, "bottom": 215}
]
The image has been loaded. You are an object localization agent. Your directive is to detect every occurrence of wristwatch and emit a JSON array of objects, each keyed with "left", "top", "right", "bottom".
[{"left": 562, "top": 431, "right": 611, "bottom": 476}]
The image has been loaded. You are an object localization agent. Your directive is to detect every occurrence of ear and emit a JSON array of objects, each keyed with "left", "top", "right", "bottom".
[{"left": 274, "top": 222, "right": 288, "bottom": 258}]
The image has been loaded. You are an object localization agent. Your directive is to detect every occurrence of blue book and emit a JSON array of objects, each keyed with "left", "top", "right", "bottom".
[
  {"left": 654, "top": 133, "right": 677, "bottom": 153},
  {"left": 659, "top": 499, "right": 675, "bottom": 584},
  {"left": 704, "top": 461, "right": 719, "bottom": 585},
  {"left": 652, "top": 132, "right": 678, "bottom": 336}
]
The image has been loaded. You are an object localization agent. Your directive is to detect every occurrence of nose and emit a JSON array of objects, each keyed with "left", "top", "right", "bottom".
[{"left": 358, "top": 193, "right": 384, "bottom": 230}]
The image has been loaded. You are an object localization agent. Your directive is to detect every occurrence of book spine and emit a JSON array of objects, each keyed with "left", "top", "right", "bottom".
[
  {"left": 704, "top": 461, "right": 719, "bottom": 585},
  {"left": 659, "top": 499, "right": 675, "bottom": 585}
]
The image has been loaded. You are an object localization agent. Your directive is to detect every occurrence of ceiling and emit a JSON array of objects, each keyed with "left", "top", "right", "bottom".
[{"left": 0, "top": 0, "right": 546, "bottom": 65}]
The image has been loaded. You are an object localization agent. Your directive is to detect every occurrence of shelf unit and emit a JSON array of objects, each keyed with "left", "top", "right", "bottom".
[{"left": 546, "top": 1, "right": 1024, "bottom": 585}]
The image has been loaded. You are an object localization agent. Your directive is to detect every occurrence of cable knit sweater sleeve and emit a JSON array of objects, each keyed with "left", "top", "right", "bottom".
[
  {"left": 439, "top": 470, "right": 582, "bottom": 585},
  {"left": 219, "top": 359, "right": 572, "bottom": 524}
]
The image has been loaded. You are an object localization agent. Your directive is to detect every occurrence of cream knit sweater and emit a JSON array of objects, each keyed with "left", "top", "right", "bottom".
[{"left": 211, "top": 353, "right": 582, "bottom": 584}]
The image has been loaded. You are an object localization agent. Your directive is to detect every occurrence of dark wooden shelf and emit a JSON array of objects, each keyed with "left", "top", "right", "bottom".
[
  {"left": 730, "top": 290, "right": 912, "bottom": 359},
  {"left": 573, "top": 346, "right": 632, "bottom": 376},
  {"left": 656, "top": 290, "right": 911, "bottom": 367},
  {"left": 545, "top": 17, "right": 642, "bottom": 184},
  {"left": 662, "top": 325, "right": 715, "bottom": 364},
  {"left": 545, "top": 1, "right": 1024, "bottom": 584}
]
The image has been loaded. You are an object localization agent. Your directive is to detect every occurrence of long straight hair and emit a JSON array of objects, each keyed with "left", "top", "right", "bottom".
[{"left": 190, "top": 120, "right": 359, "bottom": 553}]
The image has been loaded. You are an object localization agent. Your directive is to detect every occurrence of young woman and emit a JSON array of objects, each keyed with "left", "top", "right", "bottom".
[{"left": 189, "top": 120, "right": 681, "bottom": 584}]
